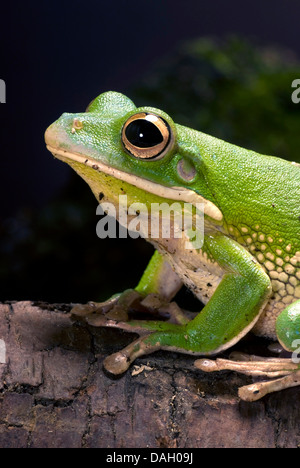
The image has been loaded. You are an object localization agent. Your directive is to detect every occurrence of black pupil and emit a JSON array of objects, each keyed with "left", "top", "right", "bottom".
[{"left": 125, "top": 119, "right": 164, "bottom": 148}]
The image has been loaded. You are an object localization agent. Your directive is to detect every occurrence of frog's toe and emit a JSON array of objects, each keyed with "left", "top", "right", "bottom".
[
  {"left": 238, "top": 370, "right": 300, "bottom": 401},
  {"left": 195, "top": 355, "right": 298, "bottom": 377},
  {"left": 71, "top": 289, "right": 142, "bottom": 322},
  {"left": 86, "top": 314, "right": 155, "bottom": 335},
  {"left": 103, "top": 350, "right": 132, "bottom": 375},
  {"left": 103, "top": 335, "right": 161, "bottom": 375},
  {"left": 71, "top": 302, "right": 98, "bottom": 318},
  {"left": 195, "top": 355, "right": 300, "bottom": 401},
  {"left": 238, "top": 382, "right": 270, "bottom": 402},
  {"left": 71, "top": 297, "right": 119, "bottom": 318}
]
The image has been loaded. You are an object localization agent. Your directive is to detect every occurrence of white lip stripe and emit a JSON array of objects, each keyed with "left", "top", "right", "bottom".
[{"left": 46, "top": 145, "right": 223, "bottom": 221}]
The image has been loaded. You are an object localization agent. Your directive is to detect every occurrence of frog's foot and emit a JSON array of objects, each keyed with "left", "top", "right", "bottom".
[
  {"left": 195, "top": 353, "right": 300, "bottom": 401},
  {"left": 71, "top": 289, "right": 191, "bottom": 336},
  {"left": 72, "top": 292, "right": 194, "bottom": 375},
  {"left": 71, "top": 289, "right": 141, "bottom": 322}
]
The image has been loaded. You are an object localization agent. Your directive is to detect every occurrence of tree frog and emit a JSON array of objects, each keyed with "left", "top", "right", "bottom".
[{"left": 45, "top": 92, "right": 300, "bottom": 401}]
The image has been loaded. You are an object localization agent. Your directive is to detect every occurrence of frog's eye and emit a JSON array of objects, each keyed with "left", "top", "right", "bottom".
[{"left": 122, "top": 113, "right": 172, "bottom": 160}]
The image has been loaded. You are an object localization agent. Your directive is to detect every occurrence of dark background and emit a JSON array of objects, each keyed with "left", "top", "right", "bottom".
[{"left": 1, "top": 1, "right": 299, "bottom": 303}]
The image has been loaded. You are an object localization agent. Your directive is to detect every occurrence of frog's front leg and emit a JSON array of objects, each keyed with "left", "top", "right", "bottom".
[
  {"left": 72, "top": 250, "right": 186, "bottom": 327},
  {"left": 196, "top": 300, "right": 300, "bottom": 401},
  {"left": 98, "top": 234, "right": 272, "bottom": 376}
]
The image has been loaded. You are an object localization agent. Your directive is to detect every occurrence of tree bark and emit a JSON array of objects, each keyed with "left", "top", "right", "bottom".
[{"left": 0, "top": 301, "right": 299, "bottom": 448}]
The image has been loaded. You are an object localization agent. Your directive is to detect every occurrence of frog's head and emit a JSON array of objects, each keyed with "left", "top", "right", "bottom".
[{"left": 45, "top": 91, "right": 222, "bottom": 221}]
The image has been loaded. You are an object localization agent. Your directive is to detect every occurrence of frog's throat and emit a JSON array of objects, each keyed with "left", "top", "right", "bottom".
[{"left": 47, "top": 145, "right": 223, "bottom": 222}]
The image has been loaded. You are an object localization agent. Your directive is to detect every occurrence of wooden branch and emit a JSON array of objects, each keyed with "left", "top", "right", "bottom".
[{"left": 0, "top": 301, "right": 299, "bottom": 448}]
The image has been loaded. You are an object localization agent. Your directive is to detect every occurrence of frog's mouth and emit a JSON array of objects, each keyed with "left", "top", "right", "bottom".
[{"left": 46, "top": 144, "right": 223, "bottom": 222}]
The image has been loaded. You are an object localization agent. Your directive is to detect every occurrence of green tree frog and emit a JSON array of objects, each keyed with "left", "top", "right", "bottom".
[{"left": 45, "top": 92, "right": 300, "bottom": 401}]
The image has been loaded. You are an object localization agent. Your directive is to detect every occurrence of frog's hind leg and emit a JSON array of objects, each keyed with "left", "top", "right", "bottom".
[{"left": 196, "top": 300, "right": 300, "bottom": 401}]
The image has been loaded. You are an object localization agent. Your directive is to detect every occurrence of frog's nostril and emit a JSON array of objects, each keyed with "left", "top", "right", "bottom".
[{"left": 71, "top": 118, "right": 84, "bottom": 134}]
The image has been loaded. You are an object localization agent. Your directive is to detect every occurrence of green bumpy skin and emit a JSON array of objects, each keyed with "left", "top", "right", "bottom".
[{"left": 45, "top": 91, "right": 300, "bottom": 376}]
